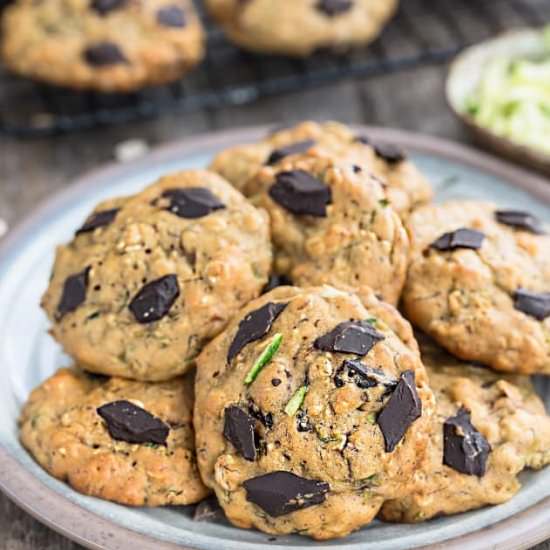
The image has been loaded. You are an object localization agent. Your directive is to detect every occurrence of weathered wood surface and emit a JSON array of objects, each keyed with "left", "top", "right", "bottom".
[{"left": 0, "top": 63, "right": 548, "bottom": 550}]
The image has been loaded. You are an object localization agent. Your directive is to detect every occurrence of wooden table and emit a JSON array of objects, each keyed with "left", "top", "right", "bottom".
[{"left": 0, "top": 62, "right": 548, "bottom": 549}]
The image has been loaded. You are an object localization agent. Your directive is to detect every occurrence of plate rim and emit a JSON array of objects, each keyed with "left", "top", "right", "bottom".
[{"left": 0, "top": 125, "right": 549, "bottom": 550}]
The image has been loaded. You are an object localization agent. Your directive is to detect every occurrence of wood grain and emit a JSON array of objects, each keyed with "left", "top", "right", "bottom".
[{"left": 0, "top": 63, "right": 548, "bottom": 550}]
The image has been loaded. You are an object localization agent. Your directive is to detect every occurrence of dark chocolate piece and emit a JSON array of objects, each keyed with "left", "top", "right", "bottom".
[
  {"left": 443, "top": 407, "right": 491, "bottom": 477},
  {"left": 128, "top": 274, "right": 180, "bottom": 324},
  {"left": 243, "top": 471, "right": 329, "bottom": 517},
  {"left": 227, "top": 302, "right": 287, "bottom": 362},
  {"left": 314, "top": 320, "right": 384, "bottom": 356},
  {"left": 430, "top": 228, "right": 485, "bottom": 251},
  {"left": 514, "top": 289, "right": 550, "bottom": 321},
  {"left": 56, "top": 267, "right": 90, "bottom": 319},
  {"left": 266, "top": 140, "right": 316, "bottom": 165},
  {"left": 495, "top": 210, "right": 545, "bottom": 235},
  {"left": 248, "top": 401, "right": 274, "bottom": 429},
  {"left": 97, "top": 400, "right": 169, "bottom": 445},
  {"left": 335, "top": 359, "right": 398, "bottom": 391},
  {"left": 223, "top": 406, "right": 257, "bottom": 461},
  {"left": 161, "top": 187, "right": 225, "bottom": 219},
  {"left": 76, "top": 208, "right": 119, "bottom": 235},
  {"left": 269, "top": 170, "right": 331, "bottom": 217},
  {"left": 84, "top": 42, "right": 127, "bottom": 66},
  {"left": 262, "top": 274, "right": 293, "bottom": 294},
  {"left": 90, "top": 0, "right": 126, "bottom": 16},
  {"left": 316, "top": 0, "right": 353, "bottom": 16},
  {"left": 377, "top": 370, "right": 422, "bottom": 453},
  {"left": 157, "top": 5, "right": 186, "bottom": 27}
]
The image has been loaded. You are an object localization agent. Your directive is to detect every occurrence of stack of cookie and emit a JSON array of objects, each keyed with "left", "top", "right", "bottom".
[{"left": 21, "top": 121, "right": 550, "bottom": 540}]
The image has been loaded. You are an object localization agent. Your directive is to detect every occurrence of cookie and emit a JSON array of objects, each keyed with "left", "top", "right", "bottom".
[
  {"left": 41, "top": 170, "right": 272, "bottom": 381},
  {"left": 403, "top": 201, "right": 550, "bottom": 374},
  {"left": 210, "top": 121, "right": 433, "bottom": 217},
  {"left": 1, "top": 0, "right": 205, "bottom": 92},
  {"left": 380, "top": 337, "right": 550, "bottom": 522},
  {"left": 205, "top": 0, "right": 398, "bottom": 57},
  {"left": 242, "top": 149, "right": 409, "bottom": 305},
  {"left": 194, "top": 286, "right": 435, "bottom": 539},
  {"left": 19, "top": 367, "right": 209, "bottom": 506}
]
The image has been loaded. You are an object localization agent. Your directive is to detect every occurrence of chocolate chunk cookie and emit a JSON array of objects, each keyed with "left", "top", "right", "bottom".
[
  {"left": 194, "top": 286, "right": 435, "bottom": 539},
  {"left": 20, "top": 367, "right": 209, "bottom": 506},
  {"left": 240, "top": 149, "right": 409, "bottom": 305},
  {"left": 1, "top": 0, "right": 204, "bottom": 92},
  {"left": 205, "top": 0, "right": 398, "bottom": 57},
  {"left": 380, "top": 337, "right": 550, "bottom": 522},
  {"left": 403, "top": 201, "right": 550, "bottom": 374},
  {"left": 41, "top": 170, "right": 272, "bottom": 381},
  {"left": 210, "top": 121, "right": 433, "bottom": 217}
]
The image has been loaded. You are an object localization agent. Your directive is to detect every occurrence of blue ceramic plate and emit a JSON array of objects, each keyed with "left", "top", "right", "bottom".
[{"left": 0, "top": 127, "right": 549, "bottom": 550}]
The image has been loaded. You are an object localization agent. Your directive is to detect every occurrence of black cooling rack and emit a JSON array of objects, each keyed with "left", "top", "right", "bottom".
[{"left": 0, "top": 0, "right": 548, "bottom": 137}]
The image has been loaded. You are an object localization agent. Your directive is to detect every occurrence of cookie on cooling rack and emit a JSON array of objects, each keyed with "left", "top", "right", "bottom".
[
  {"left": 194, "top": 285, "right": 435, "bottom": 539},
  {"left": 210, "top": 120, "right": 433, "bottom": 216},
  {"left": 40, "top": 170, "right": 272, "bottom": 381},
  {"left": 403, "top": 201, "right": 550, "bottom": 374},
  {"left": 1, "top": 0, "right": 205, "bottom": 92},
  {"left": 380, "top": 337, "right": 550, "bottom": 522},
  {"left": 205, "top": 0, "right": 398, "bottom": 57},
  {"left": 20, "top": 367, "right": 210, "bottom": 506},
  {"left": 240, "top": 148, "right": 409, "bottom": 305}
]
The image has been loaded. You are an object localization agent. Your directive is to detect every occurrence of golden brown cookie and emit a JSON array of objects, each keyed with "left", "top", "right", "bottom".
[
  {"left": 243, "top": 149, "right": 409, "bottom": 305},
  {"left": 403, "top": 201, "right": 550, "bottom": 374},
  {"left": 1, "top": 0, "right": 205, "bottom": 92},
  {"left": 380, "top": 337, "right": 550, "bottom": 522},
  {"left": 210, "top": 121, "right": 433, "bottom": 217},
  {"left": 41, "top": 170, "right": 272, "bottom": 381},
  {"left": 20, "top": 367, "right": 209, "bottom": 506},
  {"left": 194, "top": 286, "right": 435, "bottom": 539},
  {"left": 205, "top": 0, "right": 398, "bottom": 57}
]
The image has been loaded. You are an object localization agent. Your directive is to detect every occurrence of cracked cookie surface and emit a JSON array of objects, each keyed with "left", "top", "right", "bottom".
[
  {"left": 210, "top": 121, "right": 433, "bottom": 217},
  {"left": 194, "top": 286, "right": 435, "bottom": 539},
  {"left": 41, "top": 170, "right": 272, "bottom": 381},
  {"left": 239, "top": 148, "right": 409, "bottom": 305},
  {"left": 380, "top": 337, "right": 550, "bottom": 522},
  {"left": 1, "top": 0, "right": 204, "bottom": 91},
  {"left": 19, "top": 367, "right": 209, "bottom": 506},
  {"left": 403, "top": 201, "right": 550, "bottom": 374},
  {"left": 204, "top": 0, "right": 398, "bottom": 57}
]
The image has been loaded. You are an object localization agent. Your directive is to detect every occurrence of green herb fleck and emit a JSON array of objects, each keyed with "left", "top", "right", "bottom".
[
  {"left": 244, "top": 333, "right": 283, "bottom": 385},
  {"left": 144, "top": 442, "right": 160, "bottom": 449},
  {"left": 284, "top": 386, "right": 308, "bottom": 416},
  {"left": 366, "top": 318, "right": 377, "bottom": 326},
  {"left": 379, "top": 198, "right": 390, "bottom": 207},
  {"left": 367, "top": 412, "right": 377, "bottom": 424}
]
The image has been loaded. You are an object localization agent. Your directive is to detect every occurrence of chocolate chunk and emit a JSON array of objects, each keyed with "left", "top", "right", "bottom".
[
  {"left": 243, "top": 471, "right": 329, "bottom": 517},
  {"left": 224, "top": 406, "right": 257, "bottom": 461},
  {"left": 443, "top": 407, "right": 491, "bottom": 477},
  {"left": 377, "top": 370, "right": 422, "bottom": 453},
  {"left": 262, "top": 274, "right": 293, "bottom": 294},
  {"left": 269, "top": 170, "right": 331, "bottom": 217},
  {"left": 56, "top": 267, "right": 90, "bottom": 319},
  {"left": 84, "top": 42, "right": 127, "bottom": 66},
  {"left": 296, "top": 409, "right": 313, "bottom": 432},
  {"left": 316, "top": 0, "right": 353, "bottom": 16},
  {"left": 161, "top": 187, "right": 225, "bottom": 219},
  {"left": 97, "top": 400, "right": 169, "bottom": 445},
  {"left": 90, "top": 0, "right": 126, "bottom": 16},
  {"left": 76, "top": 208, "right": 119, "bottom": 235},
  {"left": 314, "top": 320, "right": 384, "bottom": 356},
  {"left": 128, "top": 274, "right": 180, "bottom": 324},
  {"left": 373, "top": 143, "right": 406, "bottom": 164},
  {"left": 266, "top": 140, "right": 316, "bottom": 165},
  {"left": 495, "top": 210, "right": 545, "bottom": 235},
  {"left": 248, "top": 401, "right": 274, "bottom": 429},
  {"left": 157, "top": 5, "right": 186, "bottom": 27},
  {"left": 227, "top": 302, "right": 288, "bottom": 362},
  {"left": 514, "top": 289, "right": 550, "bottom": 321},
  {"left": 430, "top": 228, "right": 485, "bottom": 251},
  {"left": 335, "top": 360, "right": 398, "bottom": 391}
]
